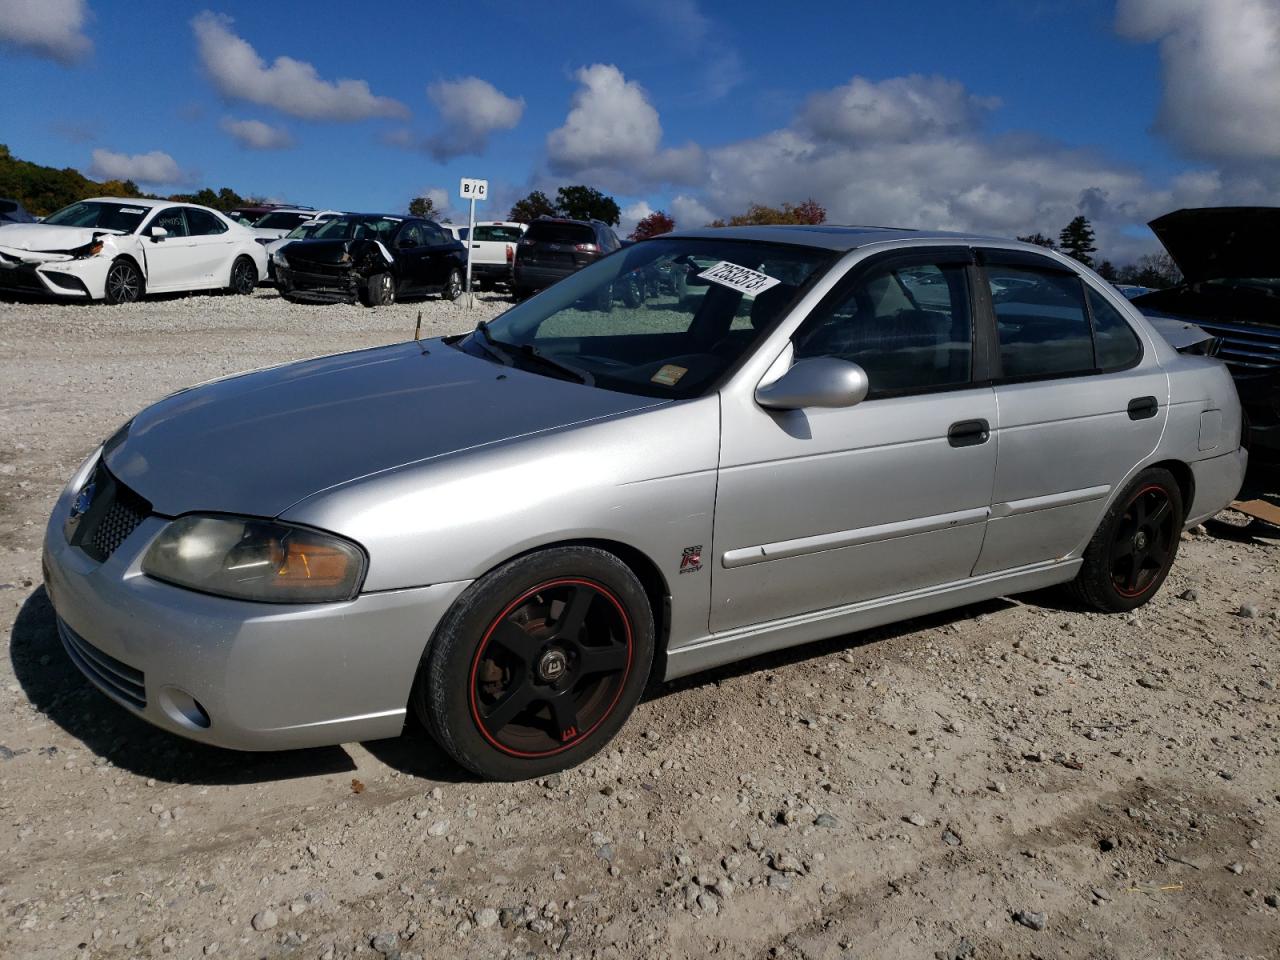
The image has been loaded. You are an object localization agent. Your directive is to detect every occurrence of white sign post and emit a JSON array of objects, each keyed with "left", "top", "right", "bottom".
[{"left": 458, "top": 178, "right": 488, "bottom": 309}]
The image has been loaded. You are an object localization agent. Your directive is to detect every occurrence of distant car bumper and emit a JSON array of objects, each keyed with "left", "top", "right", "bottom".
[
  {"left": 514, "top": 264, "right": 575, "bottom": 289},
  {"left": 41, "top": 458, "right": 472, "bottom": 751},
  {"left": 471, "top": 262, "right": 511, "bottom": 283}
]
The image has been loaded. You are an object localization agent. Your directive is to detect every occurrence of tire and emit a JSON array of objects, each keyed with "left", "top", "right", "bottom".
[
  {"left": 442, "top": 267, "right": 463, "bottom": 301},
  {"left": 620, "top": 274, "right": 644, "bottom": 308},
  {"left": 103, "top": 258, "right": 143, "bottom": 305},
  {"left": 1067, "top": 467, "right": 1183, "bottom": 612},
  {"left": 416, "top": 546, "right": 655, "bottom": 781},
  {"left": 228, "top": 256, "right": 257, "bottom": 295},
  {"left": 360, "top": 272, "right": 395, "bottom": 307}
]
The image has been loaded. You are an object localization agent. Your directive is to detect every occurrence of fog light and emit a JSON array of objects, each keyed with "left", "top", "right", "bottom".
[{"left": 159, "top": 686, "right": 211, "bottom": 729}]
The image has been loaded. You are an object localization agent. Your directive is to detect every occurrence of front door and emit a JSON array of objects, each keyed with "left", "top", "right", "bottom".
[
  {"left": 140, "top": 207, "right": 201, "bottom": 290},
  {"left": 711, "top": 249, "right": 998, "bottom": 633},
  {"left": 971, "top": 250, "right": 1168, "bottom": 575}
]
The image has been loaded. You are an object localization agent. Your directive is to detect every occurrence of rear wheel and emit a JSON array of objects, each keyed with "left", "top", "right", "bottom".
[
  {"left": 416, "top": 546, "right": 654, "bottom": 780},
  {"left": 442, "top": 267, "right": 463, "bottom": 301},
  {"left": 103, "top": 258, "right": 142, "bottom": 305},
  {"left": 1067, "top": 467, "right": 1183, "bottom": 612},
  {"left": 360, "top": 272, "right": 395, "bottom": 307},
  {"left": 228, "top": 256, "right": 257, "bottom": 295}
]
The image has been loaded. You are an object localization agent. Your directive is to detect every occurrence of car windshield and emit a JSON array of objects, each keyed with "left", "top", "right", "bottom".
[
  {"left": 459, "top": 237, "right": 835, "bottom": 399},
  {"left": 41, "top": 201, "right": 150, "bottom": 233},
  {"left": 255, "top": 211, "right": 312, "bottom": 230},
  {"left": 474, "top": 225, "right": 524, "bottom": 242},
  {"left": 312, "top": 216, "right": 401, "bottom": 241},
  {"left": 284, "top": 222, "right": 321, "bottom": 239}
]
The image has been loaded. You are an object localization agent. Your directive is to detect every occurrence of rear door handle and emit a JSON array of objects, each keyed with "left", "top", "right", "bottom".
[
  {"left": 1128, "top": 396, "right": 1159, "bottom": 420},
  {"left": 948, "top": 419, "right": 990, "bottom": 447}
]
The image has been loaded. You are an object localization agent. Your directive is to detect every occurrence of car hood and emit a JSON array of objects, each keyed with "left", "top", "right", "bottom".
[
  {"left": 0, "top": 222, "right": 120, "bottom": 252},
  {"left": 105, "top": 340, "right": 667, "bottom": 518},
  {"left": 1149, "top": 207, "right": 1280, "bottom": 284}
]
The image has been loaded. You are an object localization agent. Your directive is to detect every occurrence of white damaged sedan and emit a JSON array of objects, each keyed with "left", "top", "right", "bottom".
[{"left": 0, "top": 198, "right": 267, "bottom": 303}]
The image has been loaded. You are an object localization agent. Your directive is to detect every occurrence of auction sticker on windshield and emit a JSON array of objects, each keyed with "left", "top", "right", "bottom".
[{"left": 697, "top": 261, "right": 781, "bottom": 298}]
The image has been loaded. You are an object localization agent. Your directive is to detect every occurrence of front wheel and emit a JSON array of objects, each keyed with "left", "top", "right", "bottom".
[
  {"left": 1067, "top": 467, "right": 1183, "bottom": 612},
  {"left": 416, "top": 546, "right": 655, "bottom": 780},
  {"left": 228, "top": 256, "right": 257, "bottom": 295},
  {"left": 103, "top": 258, "right": 143, "bottom": 304},
  {"left": 360, "top": 272, "right": 395, "bottom": 307},
  {"left": 442, "top": 267, "right": 463, "bottom": 301}
]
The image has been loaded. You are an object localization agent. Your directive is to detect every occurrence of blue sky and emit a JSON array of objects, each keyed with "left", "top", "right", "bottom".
[{"left": 2, "top": 0, "right": 1278, "bottom": 261}]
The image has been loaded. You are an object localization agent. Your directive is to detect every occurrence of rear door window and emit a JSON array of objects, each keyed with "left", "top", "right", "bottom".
[
  {"left": 987, "top": 264, "right": 1093, "bottom": 378},
  {"left": 1086, "top": 287, "right": 1143, "bottom": 370},
  {"left": 184, "top": 208, "right": 228, "bottom": 236}
]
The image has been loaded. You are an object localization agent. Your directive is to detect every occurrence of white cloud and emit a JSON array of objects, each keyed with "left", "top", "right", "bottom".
[
  {"left": 191, "top": 11, "right": 407, "bottom": 121},
  {"left": 220, "top": 117, "right": 294, "bottom": 150},
  {"left": 88, "top": 148, "right": 190, "bottom": 186},
  {"left": 801, "top": 74, "right": 999, "bottom": 144},
  {"left": 546, "top": 64, "right": 705, "bottom": 190},
  {"left": 1117, "top": 0, "right": 1280, "bottom": 161},
  {"left": 425, "top": 77, "right": 524, "bottom": 160},
  {"left": 618, "top": 200, "right": 655, "bottom": 237},
  {"left": 0, "top": 0, "right": 91, "bottom": 64},
  {"left": 670, "top": 194, "right": 716, "bottom": 228}
]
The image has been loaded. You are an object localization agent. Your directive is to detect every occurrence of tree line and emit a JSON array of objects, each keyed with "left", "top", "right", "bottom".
[{"left": 1018, "top": 215, "right": 1181, "bottom": 287}]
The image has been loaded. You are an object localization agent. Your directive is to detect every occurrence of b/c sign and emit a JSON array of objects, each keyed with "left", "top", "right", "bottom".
[{"left": 459, "top": 178, "right": 488, "bottom": 201}]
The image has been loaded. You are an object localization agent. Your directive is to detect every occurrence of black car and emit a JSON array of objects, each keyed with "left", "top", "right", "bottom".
[
  {"left": 512, "top": 217, "right": 621, "bottom": 298},
  {"left": 275, "top": 214, "right": 466, "bottom": 306},
  {"left": 0, "top": 198, "right": 35, "bottom": 224},
  {"left": 1131, "top": 207, "right": 1280, "bottom": 456}
]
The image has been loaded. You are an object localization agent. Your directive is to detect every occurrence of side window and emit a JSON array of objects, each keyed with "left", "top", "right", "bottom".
[
  {"left": 184, "top": 208, "right": 228, "bottom": 236},
  {"left": 421, "top": 223, "right": 447, "bottom": 246},
  {"left": 150, "top": 207, "right": 188, "bottom": 237},
  {"left": 793, "top": 260, "right": 973, "bottom": 395},
  {"left": 397, "top": 223, "right": 424, "bottom": 247},
  {"left": 988, "top": 265, "right": 1092, "bottom": 378},
  {"left": 1087, "top": 287, "right": 1142, "bottom": 370}
]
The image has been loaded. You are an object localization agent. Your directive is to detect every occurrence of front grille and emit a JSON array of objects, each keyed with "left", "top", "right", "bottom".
[
  {"left": 70, "top": 464, "right": 152, "bottom": 562},
  {"left": 1192, "top": 318, "right": 1280, "bottom": 370},
  {"left": 57, "top": 618, "right": 147, "bottom": 709}
]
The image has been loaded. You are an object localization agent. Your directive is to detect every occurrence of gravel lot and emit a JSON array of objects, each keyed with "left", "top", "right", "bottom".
[{"left": 1, "top": 288, "right": 1278, "bottom": 960}]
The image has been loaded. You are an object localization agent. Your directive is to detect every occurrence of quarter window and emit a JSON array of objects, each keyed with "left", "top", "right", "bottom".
[
  {"left": 184, "top": 208, "right": 228, "bottom": 236},
  {"left": 793, "top": 260, "right": 973, "bottom": 395},
  {"left": 988, "top": 266, "right": 1093, "bottom": 378},
  {"left": 1087, "top": 287, "right": 1142, "bottom": 369}
]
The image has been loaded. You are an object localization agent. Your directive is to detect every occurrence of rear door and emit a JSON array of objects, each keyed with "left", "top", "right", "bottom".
[
  {"left": 391, "top": 222, "right": 429, "bottom": 292},
  {"left": 182, "top": 207, "right": 235, "bottom": 286},
  {"left": 972, "top": 249, "right": 1166, "bottom": 575},
  {"left": 419, "top": 222, "right": 456, "bottom": 286}
]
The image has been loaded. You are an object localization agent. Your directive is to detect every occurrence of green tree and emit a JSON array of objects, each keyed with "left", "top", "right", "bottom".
[
  {"left": 508, "top": 190, "right": 557, "bottom": 223},
  {"left": 1016, "top": 232, "right": 1057, "bottom": 249},
  {"left": 629, "top": 210, "right": 675, "bottom": 240},
  {"left": 1095, "top": 260, "right": 1118, "bottom": 281},
  {"left": 408, "top": 195, "right": 436, "bottom": 218},
  {"left": 1058, "top": 216, "right": 1097, "bottom": 267},
  {"left": 1116, "top": 253, "right": 1182, "bottom": 289},
  {"left": 555, "top": 184, "right": 621, "bottom": 225},
  {"left": 710, "top": 198, "right": 828, "bottom": 227}
]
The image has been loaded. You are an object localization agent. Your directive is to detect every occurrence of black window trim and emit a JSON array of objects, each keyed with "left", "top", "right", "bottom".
[
  {"left": 788, "top": 246, "right": 988, "bottom": 402},
  {"left": 974, "top": 247, "right": 1144, "bottom": 385}
]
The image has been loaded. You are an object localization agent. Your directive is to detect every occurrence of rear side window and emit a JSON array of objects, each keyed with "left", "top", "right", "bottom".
[
  {"left": 794, "top": 259, "right": 973, "bottom": 396},
  {"left": 1087, "top": 287, "right": 1142, "bottom": 369},
  {"left": 526, "top": 221, "right": 595, "bottom": 245},
  {"left": 184, "top": 208, "right": 228, "bottom": 236},
  {"left": 988, "top": 266, "right": 1092, "bottom": 378}
]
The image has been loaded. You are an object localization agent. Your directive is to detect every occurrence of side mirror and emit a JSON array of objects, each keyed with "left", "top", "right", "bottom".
[
  {"left": 755, "top": 357, "right": 869, "bottom": 411},
  {"left": 149, "top": 226, "right": 168, "bottom": 241}
]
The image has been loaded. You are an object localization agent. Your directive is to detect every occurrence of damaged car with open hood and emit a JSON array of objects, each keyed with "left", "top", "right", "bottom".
[
  {"left": 1132, "top": 207, "right": 1280, "bottom": 456},
  {"left": 0, "top": 198, "right": 267, "bottom": 303},
  {"left": 274, "top": 213, "right": 467, "bottom": 306}
]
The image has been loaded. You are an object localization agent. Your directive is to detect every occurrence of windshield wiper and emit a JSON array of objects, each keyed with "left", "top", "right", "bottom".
[
  {"left": 515, "top": 344, "right": 595, "bottom": 386},
  {"left": 473, "top": 320, "right": 515, "bottom": 366},
  {"left": 473, "top": 321, "right": 593, "bottom": 385}
]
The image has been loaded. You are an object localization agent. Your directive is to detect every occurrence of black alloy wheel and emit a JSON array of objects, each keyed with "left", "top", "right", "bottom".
[
  {"left": 1068, "top": 467, "right": 1183, "bottom": 612},
  {"left": 229, "top": 256, "right": 257, "bottom": 295},
  {"left": 1110, "top": 484, "right": 1178, "bottom": 598},
  {"left": 416, "top": 546, "right": 654, "bottom": 780},
  {"left": 103, "top": 258, "right": 142, "bottom": 304},
  {"left": 443, "top": 267, "right": 463, "bottom": 301}
]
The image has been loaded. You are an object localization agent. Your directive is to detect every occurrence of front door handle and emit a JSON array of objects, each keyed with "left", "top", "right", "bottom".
[
  {"left": 1128, "top": 396, "right": 1159, "bottom": 421},
  {"left": 948, "top": 419, "right": 990, "bottom": 447}
]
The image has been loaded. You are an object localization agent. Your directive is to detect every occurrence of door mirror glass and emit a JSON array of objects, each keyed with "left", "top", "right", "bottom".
[
  {"left": 149, "top": 226, "right": 167, "bottom": 241},
  {"left": 755, "top": 357, "right": 870, "bottom": 411}
]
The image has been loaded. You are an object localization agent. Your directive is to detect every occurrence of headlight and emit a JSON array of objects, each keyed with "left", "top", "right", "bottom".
[
  {"left": 271, "top": 250, "right": 288, "bottom": 267},
  {"left": 142, "top": 515, "right": 366, "bottom": 603}
]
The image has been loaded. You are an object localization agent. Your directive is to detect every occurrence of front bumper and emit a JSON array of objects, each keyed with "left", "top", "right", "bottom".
[
  {"left": 41, "top": 473, "right": 471, "bottom": 751},
  {"left": 276, "top": 264, "right": 360, "bottom": 304},
  {"left": 0, "top": 255, "right": 103, "bottom": 298}
]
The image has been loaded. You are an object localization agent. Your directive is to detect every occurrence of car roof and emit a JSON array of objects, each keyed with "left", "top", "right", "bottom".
[
  {"left": 667, "top": 223, "right": 1016, "bottom": 252},
  {"left": 81, "top": 197, "right": 171, "bottom": 209}
]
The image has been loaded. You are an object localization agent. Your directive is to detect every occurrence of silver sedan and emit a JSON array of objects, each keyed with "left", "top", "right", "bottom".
[{"left": 42, "top": 225, "right": 1247, "bottom": 780}]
